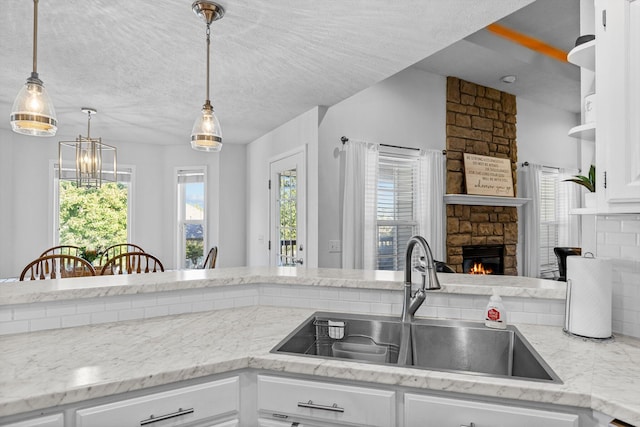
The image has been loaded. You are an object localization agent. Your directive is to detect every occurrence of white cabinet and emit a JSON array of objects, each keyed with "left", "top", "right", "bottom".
[
  {"left": 569, "top": 0, "right": 640, "bottom": 213},
  {"left": 1, "top": 414, "right": 64, "bottom": 427},
  {"left": 75, "top": 377, "right": 239, "bottom": 427},
  {"left": 256, "top": 375, "right": 396, "bottom": 427},
  {"left": 404, "top": 393, "right": 579, "bottom": 427},
  {"left": 596, "top": 0, "right": 640, "bottom": 211}
]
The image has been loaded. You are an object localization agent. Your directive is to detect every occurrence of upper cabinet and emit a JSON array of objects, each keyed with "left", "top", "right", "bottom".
[{"left": 595, "top": 0, "right": 640, "bottom": 212}]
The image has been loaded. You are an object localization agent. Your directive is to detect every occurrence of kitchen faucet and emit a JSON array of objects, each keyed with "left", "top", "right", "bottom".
[{"left": 401, "top": 235, "right": 441, "bottom": 322}]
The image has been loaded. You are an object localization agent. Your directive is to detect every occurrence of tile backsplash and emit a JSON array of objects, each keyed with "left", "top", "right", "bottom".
[{"left": 597, "top": 214, "right": 640, "bottom": 338}]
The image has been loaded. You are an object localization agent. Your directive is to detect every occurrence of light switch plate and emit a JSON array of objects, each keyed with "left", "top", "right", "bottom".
[{"left": 329, "top": 240, "right": 341, "bottom": 253}]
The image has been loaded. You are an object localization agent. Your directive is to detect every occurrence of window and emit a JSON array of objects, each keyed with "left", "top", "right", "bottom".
[
  {"left": 376, "top": 152, "right": 419, "bottom": 270},
  {"left": 538, "top": 167, "right": 572, "bottom": 278},
  {"left": 54, "top": 166, "right": 132, "bottom": 253},
  {"left": 177, "top": 168, "right": 206, "bottom": 269}
]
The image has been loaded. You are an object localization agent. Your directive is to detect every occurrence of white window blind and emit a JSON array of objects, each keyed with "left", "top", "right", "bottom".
[
  {"left": 538, "top": 167, "right": 572, "bottom": 278},
  {"left": 376, "top": 152, "right": 419, "bottom": 270},
  {"left": 538, "top": 169, "right": 558, "bottom": 276}
]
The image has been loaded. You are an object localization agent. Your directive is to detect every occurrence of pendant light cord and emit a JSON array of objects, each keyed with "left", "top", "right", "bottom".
[
  {"left": 87, "top": 111, "right": 92, "bottom": 138},
  {"left": 32, "top": 0, "right": 39, "bottom": 75},
  {"left": 205, "top": 23, "right": 211, "bottom": 103}
]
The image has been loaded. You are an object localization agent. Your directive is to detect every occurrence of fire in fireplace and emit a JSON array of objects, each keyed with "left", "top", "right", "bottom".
[{"left": 462, "top": 245, "right": 504, "bottom": 275}]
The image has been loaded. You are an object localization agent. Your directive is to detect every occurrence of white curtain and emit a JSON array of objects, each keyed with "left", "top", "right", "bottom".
[
  {"left": 519, "top": 163, "right": 541, "bottom": 278},
  {"left": 342, "top": 140, "right": 378, "bottom": 269},
  {"left": 559, "top": 168, "right": 582, "bottom": 247},
  {"left": 417, "top": 150, "right": 446, "bottom": 261}
]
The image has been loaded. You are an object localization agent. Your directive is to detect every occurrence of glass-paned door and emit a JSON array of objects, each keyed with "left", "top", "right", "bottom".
[
  {"left": 177, "top": 168, "right": 206, "bottom": 269},
  {"left": 270, "top": 151, "right": 306, "bottom": 267}
]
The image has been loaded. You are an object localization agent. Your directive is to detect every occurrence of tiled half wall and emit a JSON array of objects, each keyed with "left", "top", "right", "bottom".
[{"left": 0, "top": 284, "right": 565, "bottom": 335}]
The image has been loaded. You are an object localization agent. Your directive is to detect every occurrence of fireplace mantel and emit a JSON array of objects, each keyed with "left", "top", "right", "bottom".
[{"left": 444, "top": 194, "right": 530, "bottom": 207}]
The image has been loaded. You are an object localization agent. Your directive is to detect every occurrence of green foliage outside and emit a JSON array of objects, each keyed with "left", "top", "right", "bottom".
[
  {"left": 186, "top": 239, "right": 204, "bottom": 267},
  {"left": 279, "top": 174, "right": 297, "bottom": 241},
  {"left": 59, "top": 181, "right": 128, "bottom": 252}
]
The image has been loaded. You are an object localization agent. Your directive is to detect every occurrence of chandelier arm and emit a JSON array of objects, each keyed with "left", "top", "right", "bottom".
[{"left": 32, "top": 0, "right": 39, "bottom": 75}]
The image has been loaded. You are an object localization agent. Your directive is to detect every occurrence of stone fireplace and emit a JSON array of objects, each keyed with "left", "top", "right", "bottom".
[{"left": 445, "top": 77, "right": 518, "bottom": 275}]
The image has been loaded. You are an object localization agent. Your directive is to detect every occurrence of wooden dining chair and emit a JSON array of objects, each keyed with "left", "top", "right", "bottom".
[
  {"left": 39, "top": 245, "right": 83, "bottom": 258},
  {"left": 100, "top": 252, "right": 164, "bottom": 275},
  {"left": 202, "top": 246, "right": 218, "bottom": 269},
  {"left": 20, "top": 255, "right": 96, "bottom": 281},
  {"left": 97, "top": 243, "right": 145, "bottom": 267}
]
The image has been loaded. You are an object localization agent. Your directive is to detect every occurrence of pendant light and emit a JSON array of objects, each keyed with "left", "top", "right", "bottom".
[
  {"left": 191, "top": 0, "right": 225, "bottom": 152},
  {"left": 58, "top": 108, "right": 117, "bottom": 189},
  {"left": 10, "top": 0, "right": 58, "bottom": 137}
]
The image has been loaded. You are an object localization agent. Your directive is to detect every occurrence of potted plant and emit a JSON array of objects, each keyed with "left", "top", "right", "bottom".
[{"left": 564, "top": 165, "right": 596, "bottom": 207}]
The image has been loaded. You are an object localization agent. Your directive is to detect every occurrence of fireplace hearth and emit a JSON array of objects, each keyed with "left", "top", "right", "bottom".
[{"left": 462, "top": 245, "right": 504, "bottom": 275}]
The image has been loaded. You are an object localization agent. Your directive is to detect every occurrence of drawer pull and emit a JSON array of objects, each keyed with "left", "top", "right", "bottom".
[
  {"left": 461, "top": 423, "right": 475, "bottom": 427},
  {"left": 140, "top": 407, "right": 194, "bottom": 425},
  {"left": 297, "top": 400, "right": 344, "bottom": 413}
]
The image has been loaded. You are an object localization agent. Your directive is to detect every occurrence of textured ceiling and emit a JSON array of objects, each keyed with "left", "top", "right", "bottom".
[
  {"left": 1, "top": 0, "right": 534, "bottom": 147},
  {"left": 415, "top": 0, "right": 581, "bottom": 113}
]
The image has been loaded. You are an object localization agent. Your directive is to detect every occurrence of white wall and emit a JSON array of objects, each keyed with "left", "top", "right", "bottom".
[
  {"left": 0, "top": 129, "right": 14, "bottom": 278},
  {"left": 218, "top": 144, "right": 247, "bottom": 267},
  {"left": 317, "top": 67, "right": 447, "bottom": 268},
  {"left": 246, "top": 107, "right": 320, "bottom": 267},
  {"left": 0, "top": 128, "right": 245, "bottom": 277},
  {"left": 517, "top": 97, "right": 581, "bottom": 170}
]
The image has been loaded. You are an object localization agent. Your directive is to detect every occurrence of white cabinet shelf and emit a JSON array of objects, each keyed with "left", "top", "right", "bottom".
[
  {"left": 568, "top": 40, "right": 595, "bottom": 70},
  {"left": 568, "top": 122, "right": 596, "bottom": 140}
]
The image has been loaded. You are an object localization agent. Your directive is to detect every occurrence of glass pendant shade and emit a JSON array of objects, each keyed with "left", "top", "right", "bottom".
[
  {"left": 11, "top": 75, "right": 58, "bottom": 136},
  {"left": 191, "top": 103, "right": 223, "bottom": 152},
  {"left": 11, "top": 0, "right": 58, "bottom": 137}
]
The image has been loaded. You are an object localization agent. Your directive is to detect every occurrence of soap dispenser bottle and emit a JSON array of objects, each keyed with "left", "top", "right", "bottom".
[{"left": 485, "top": 292, "right": 507, "bottom": 329}]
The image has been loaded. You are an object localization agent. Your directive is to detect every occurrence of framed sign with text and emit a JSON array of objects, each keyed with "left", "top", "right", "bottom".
[{"left": 463, "top": 153, "right": 514, "bottom": 197}]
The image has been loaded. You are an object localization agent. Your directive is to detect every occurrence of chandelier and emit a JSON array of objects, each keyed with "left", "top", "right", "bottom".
[
  {"left": 190, "top": 0, "right": 225, "bottom": 152},
  {"left": 10, "top": 0, "right": 57, "bottom": 137},
  {"left": 58, "top": 108, "right": 117, "bottom": 188}
]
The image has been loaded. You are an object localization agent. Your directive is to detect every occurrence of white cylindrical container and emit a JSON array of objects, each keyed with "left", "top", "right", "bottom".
[
  {"left": 564, "top": 256, "right": 612, "bottom": 339},
  {"left": 584, "top": 93, "right": 596, "bottom": 123}
]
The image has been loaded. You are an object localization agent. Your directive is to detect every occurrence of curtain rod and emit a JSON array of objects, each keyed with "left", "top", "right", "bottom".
[
  {"left": 520, "top": 161, "right": 561, "bottom": 170},
  {"left": 341, "top": 136, "right": 446, "bottom": 155}
]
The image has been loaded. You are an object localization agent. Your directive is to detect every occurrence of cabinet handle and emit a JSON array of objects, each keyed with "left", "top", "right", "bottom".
[
  {"left": 140, "top": 407, "right": 194, "bottom": 425},
  {"left": 460, "top": 423, "right": 475, "bottom": 427},
  {"left": 297, "top": 400, "right": 344, "bottom": 413}
]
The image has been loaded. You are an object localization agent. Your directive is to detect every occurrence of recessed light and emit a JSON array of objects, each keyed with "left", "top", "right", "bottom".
[{"left": 501, "top": 75, "right": 517, "bottom": 84}]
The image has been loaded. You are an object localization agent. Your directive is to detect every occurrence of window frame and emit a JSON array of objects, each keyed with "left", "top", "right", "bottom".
[
  {"left": 175, "top": 166, "right": 208, "bottom": 269},
  {"left": 375, "top": 149, "right": 420, "bottom": 271},
  {"left": 50, "top": 160, "right": 135, "bottom": 248}
]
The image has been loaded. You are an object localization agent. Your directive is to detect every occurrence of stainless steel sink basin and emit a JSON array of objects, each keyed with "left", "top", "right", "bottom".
[
  {"left": 273, "top": 312, "right": 409, "bottom": 364},
  {"left": 271, "top": 312, "right": 561, "bottom": 383}
]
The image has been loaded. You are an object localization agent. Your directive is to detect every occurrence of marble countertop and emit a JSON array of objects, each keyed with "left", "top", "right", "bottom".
[
  {"left": 0, "top": 267, "right": 567, "bottom": 305},
  {"left": 1, "top": 305, "right": 638, "bottom": 425}
]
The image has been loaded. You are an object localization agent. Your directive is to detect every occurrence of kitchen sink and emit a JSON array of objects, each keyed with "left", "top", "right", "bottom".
[{"left": 271, "top": 312, "right": 561, "bottom": 383}]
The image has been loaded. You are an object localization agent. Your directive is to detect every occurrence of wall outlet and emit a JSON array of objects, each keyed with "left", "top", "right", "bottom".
[{"left": 329, "top": 240, "right": 341, "bottom": 253}]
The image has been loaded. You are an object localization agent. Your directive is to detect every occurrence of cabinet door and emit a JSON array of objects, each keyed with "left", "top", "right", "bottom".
[
  {"left": 76, "top": 377, "right": 239, "bottom": 427},
  {"left": 598, "top": 0, "right": 640, "bottom": 209},
  {"left": 257, "top": 375, "right": 395, "bottom": 427},
  {"left": 404, "top": 393, "right": 578, "bottom": 427},
  {"left": 1, "top": 414, "right": 63, "bottom": 427}
]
